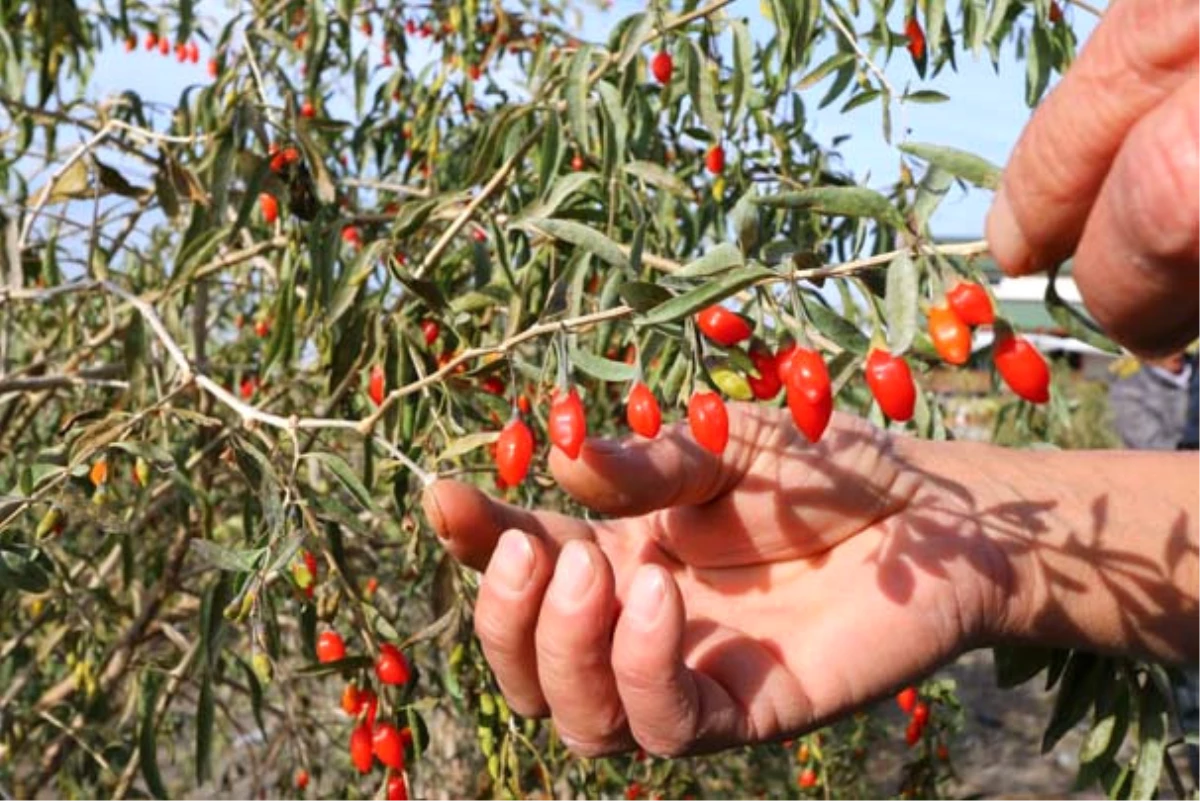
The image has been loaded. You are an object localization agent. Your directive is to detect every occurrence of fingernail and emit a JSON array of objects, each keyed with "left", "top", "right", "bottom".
[
  {"left": 550, "top": 541, "right": 595, "bottom": 604},
  {"left": 489, "top": 530, "right": 534, "bottom": 592},
  {"left": 419, "top": 485, "right": 449, "bottom": 541},
  {"left": 625, "top": 567, "right": 666, "bottom": 626},
  {"left": 986, "top": 186, "right": 1034, "bottom": 276}
]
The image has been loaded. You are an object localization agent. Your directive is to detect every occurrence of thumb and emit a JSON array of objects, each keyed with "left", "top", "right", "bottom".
[{"left": 549, "top": 401, "right": 767, "bottom": 517}]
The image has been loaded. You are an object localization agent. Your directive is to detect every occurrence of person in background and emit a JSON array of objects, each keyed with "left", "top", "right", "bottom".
[
  {"left": 1180, "top": 352, "right": 1199, "bottom": 451},
  {"left": 1109, "top": 350, "right": 1195, "bottom": 451}
]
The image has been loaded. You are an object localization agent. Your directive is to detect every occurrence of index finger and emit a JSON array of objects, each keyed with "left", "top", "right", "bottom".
[
  {"left": 986, "top": 0, "right": 1198, "bottom": 276},
  {"left": 421, "top": 479, "right": 595, "bottom": 571}
]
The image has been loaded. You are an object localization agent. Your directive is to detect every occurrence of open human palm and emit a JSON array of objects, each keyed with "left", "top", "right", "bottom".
[{"left": 423, "top": 404, "right": 1009, "bottom": 757}]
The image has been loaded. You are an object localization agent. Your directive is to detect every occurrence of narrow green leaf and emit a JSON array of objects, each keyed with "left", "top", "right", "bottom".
[
  {"left": 911, "top": 165, "right": 955, "bottom": 229},
  {"left": 1078, "top": 682, "right": 1126, "bottom": 766},
  {"left": 805, "top": 296, "right": 870, "bottom": 355},
  {"left": 188, "top": 540, "right": 265, "bottom": 573},
  {"left": 819, "top": 56, "right": 856, "bottom": 109},
  {"left": 799, "top": 51, "right": 855, "bottom": 89},
  {"left": 903, "top": 89, "right": 950, "bottom": 104},
  {"left": 967, "top": 0, "right": 988, "bottom": 55},
  {"left": 522, "top": 218, "right": 629, "bottom": 269},
  {"left": 293, "top": 655, "right": 374, "bottom": 677},
  {"left": 437, "top": 432, "right": 500, "bottom": 462},
  {"left": 841, "top": 88, "right": 882, "bottom": 113},
  {"left": 755, "top": 187, "right": 908, "bottom": 229},
  {"left": 139, "top": 673, "right": 169, "bottom": 800},
  {"left": 686, "top": 40, "right": 722, "bottom": 136},
  {"left": 899, "top": 141, "right": 1002, "bottom": 190},
  {"left": 1130, "top": 686, "right": 1168, "bottom": 800},
  {"left": 569, "top": 346, "right": 637, "bottom": 382},
  {"left": 0, "top": 548, "right": 49, "bottom": 593},
  {"left": 623, "top": 160, "right": 692, "bottom": 198},
  {"left": 308, "top": 452, "right": 376, "bottom": 511},
  {"left": 639, "top": 265, "right": 774, "bottom": 327},
  {"left": 1042, "top": 653, "right": 1107, "bottom": 753},
  {"left": 1045, "top": 268, "right": 1120, "bottom": 354},
  {"left": 239, "top": 658, "right": 266, "bottom": 736},
  {"left": 519, "top": 171, "right": 598, "bottom": 221},
  {"left": 537, "top": 112, "right": 563, "bottom": 200},
  {"left": 566, "top": 44, "right": 595, "bottom": 153},
  {"left": 730, "top": 20, "right": 754, "bottom": 125},
  {"left": 617, "top": 13, "right": 654, "bottom": 71},
  {"left": 992, "top": 645, "right": 1055, "bottom": 688},
  {"left": 927, "top": 0, "right": 948, "bottom": 59},
  {"left": 885, "top": 252, "right": 919, "bottom": 355},
  {"left": 675, "top": 243, "right": 745, "bottom": 278},
  {"left": 196, "top": 671, "right": 214, "bottom": 784},
  {"left": 617, "top": 281, "right": 673, "bottom": 312},
  {"left": 984, "top": 0, "right": 1014, "bottom": 43},
  {"left": 597, "top": 81, "right": 628, "bottom": 169},
  {"left": 1026, "top": 23, "right": 1052, "bottom": 106}
]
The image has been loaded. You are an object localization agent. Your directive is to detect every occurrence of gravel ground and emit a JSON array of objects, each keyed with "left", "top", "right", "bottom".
[{"left": 937, "top": 649, "right": 1097, "bottom": 800}]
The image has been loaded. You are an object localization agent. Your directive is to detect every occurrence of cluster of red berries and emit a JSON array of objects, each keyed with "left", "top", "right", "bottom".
[
  {"left": 315, "top": 630, "right": 412, "bottom": 799},
  {"left": 793, "top": 739, "right": 819, "bottom": 790},
  {"left": 126, "top": 31, "right": 202, "bottom": 64},
  {"left": 257, "top": 145, "right": 304, "bottom": 225},
  {"left": 932, "top": 280, "right": 1052, "bottom": 404},
  {"left": 485, "top": 280, "right": 1049, "bottom": 488},
  {"left": 895, "top": 686, "right": 931, "bottom": 746}
]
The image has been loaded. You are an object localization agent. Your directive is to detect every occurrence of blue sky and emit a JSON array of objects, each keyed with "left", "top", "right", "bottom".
[{"left": 87, "top": 1, "right": 1097, "bottom": 239}]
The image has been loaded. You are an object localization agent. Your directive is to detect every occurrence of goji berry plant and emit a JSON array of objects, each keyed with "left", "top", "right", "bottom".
[{"left": 0, "top": 0, "right": 1188, "bottom": 798}]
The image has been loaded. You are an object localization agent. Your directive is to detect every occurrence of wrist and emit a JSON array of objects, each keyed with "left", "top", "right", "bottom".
[{"left": 889, "top": 433, "right": 1034, "bottom": 651}]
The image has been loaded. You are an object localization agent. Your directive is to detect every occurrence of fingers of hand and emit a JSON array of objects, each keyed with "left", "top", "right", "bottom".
[
  {"left": 475, "top": 530, "right": 554, "bottom": 717},
  {"left": 421, "top": 479, "right": 593, "bottom": 571},
  {"left": 610, "top": 565, "right": 702, "bottom": 757},
  {"left": 534, "top": 540, "right": 634, "bottom": 757},
  {"left": 987, "top": 0, "right": 1198, "bottom": 276},
  {"left": 1072, "top": 73, "right": 1199, "bottom": 357},
  {"left": 549, "top": 404, "right": 769, "bottom": 517}
]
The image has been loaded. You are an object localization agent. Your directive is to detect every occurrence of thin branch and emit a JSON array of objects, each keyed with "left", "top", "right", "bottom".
[
  {"left": 110, "top": 642, "right": 200, "bottom": 800},
  {"left": 589, "top": 0, "right": 735, "bottom": 83},
  {"left": 241, "top": 29, "right": 272, "bottom": 108},
  {"left": 18, "top": 124, "right": 112, "bottom": 250},
  {"left": 36, "top": 711, "right": 113, "bottom": 774},
  {"left": 0, "top": 365, "right": 127, "bottom": 395},
  {"left": 358, "top": 304, "right": 632, "bottom": 433},
  {"left": 413, "top": 123, "right": 546, "bottom": 280},
  {"left": 826, "top": 10, "right": 895, "bottom": 99},
  {"left": 1065, "top": 0, "right": 1104, "bottom": 16},
  {"left": 106, "top": 119, "right": 210, "bottom": 147},
  {"left": 341, "top": 177, "right": 431, "bottom": 198}
]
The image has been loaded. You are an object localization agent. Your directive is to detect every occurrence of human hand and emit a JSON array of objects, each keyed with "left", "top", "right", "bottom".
[
  {"left": 986, "top": 0, "right": 1198, "bottom": 357},
  {"left": 421, "top": 405, "right": 1012, "bottom": 757}
]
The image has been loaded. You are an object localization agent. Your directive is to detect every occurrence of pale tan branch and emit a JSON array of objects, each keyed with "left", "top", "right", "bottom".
[{"left": 413, "top": 123, "right": 547, "bottom": 280}]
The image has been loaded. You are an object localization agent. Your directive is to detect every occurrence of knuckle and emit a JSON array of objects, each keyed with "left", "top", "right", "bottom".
[
  {"left": 535, "top": 621, "right": 610, "bottom": 676},
  {"left": 1117, "top": 100, "right": 1199, "bottom": 262},
  {"left": 1119, "top": 0, "right": 1198, "bottom": 78},
  {"left": 613, "top": 657, "right": 666, "bottom": 697},
  {"left": 474, "top": 600, "right": 523, "bottom": 655},
  {"left": 633, "top": 730, "right": 692, "bottom": 759},
  {"left": 503, "top": 693, "right": 549, "bottom": 719},
  {"left": 558, "top": 720, "right": 629, "bottom": 758},
  {"left": 1010, "top": 119, "right": 1091, "bottom": 215}
]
